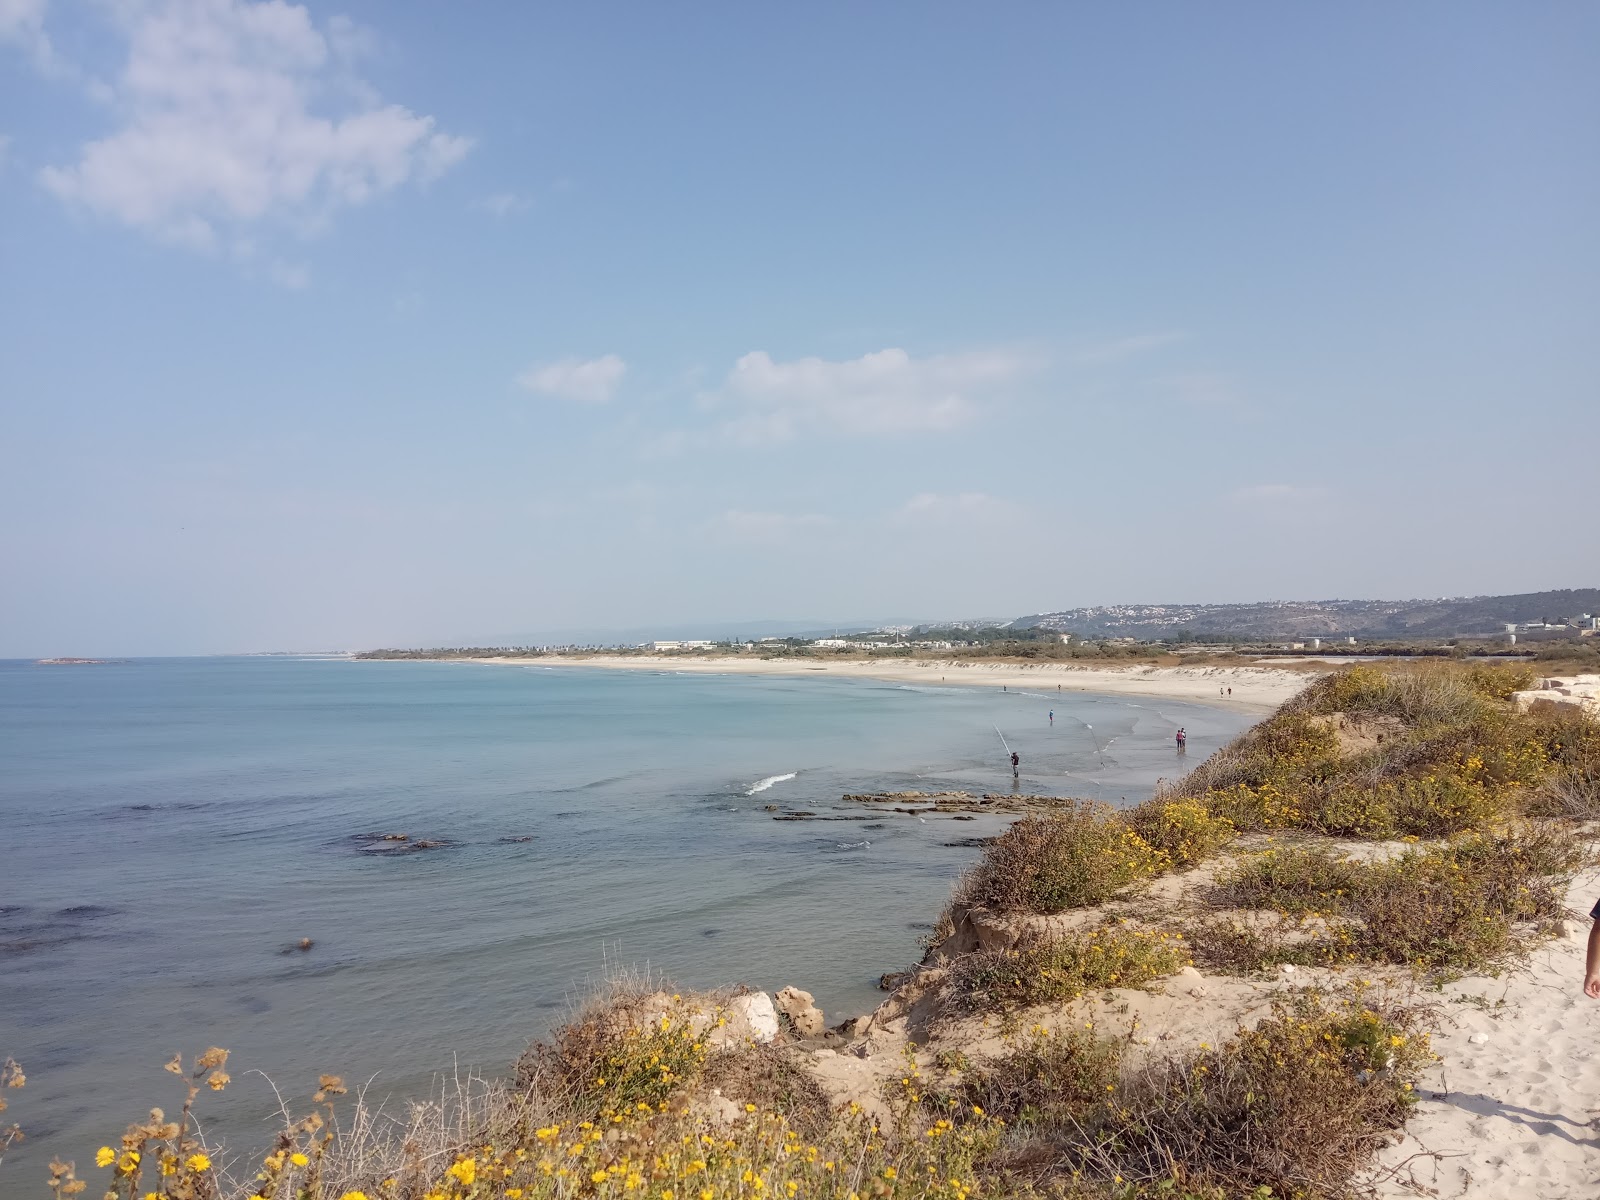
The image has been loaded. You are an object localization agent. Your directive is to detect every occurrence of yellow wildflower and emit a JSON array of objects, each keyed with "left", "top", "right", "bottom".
[
  {"left": 187, "top": 1154, "right": 211, "bottom": 1172},
  {"left": 95, "top": 1148, "right": 115, "bottom": 1169},
  {"left": 290, "top": 1153, "right": 309, "bottom": 1168},
  {"left": 445, "top": 1159, "right": 477, "bottom": 1186}
]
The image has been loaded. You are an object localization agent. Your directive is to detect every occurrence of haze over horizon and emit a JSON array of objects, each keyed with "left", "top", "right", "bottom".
[{"left": 3, "top": 2, "right": 1595, "bottom": 657}]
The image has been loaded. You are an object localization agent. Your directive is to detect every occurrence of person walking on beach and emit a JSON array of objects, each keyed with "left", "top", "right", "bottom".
[
  {"left": 1010, "top": 751, "right": 1020, "bottom": 777},
  {"left": 1049, "top": 710, "right": 1054, "bottom": 725},
  {"left": 1175, "top": 728, "right": 1187, "bottom": 750},
  {"left": 1585, "top": 898, "right": 1600, "bottom": 998}
]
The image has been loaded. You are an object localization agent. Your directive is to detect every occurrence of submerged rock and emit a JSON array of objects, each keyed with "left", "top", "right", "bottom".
[{"left": 349, "top": 833, "right": 452, "bottom": 855}]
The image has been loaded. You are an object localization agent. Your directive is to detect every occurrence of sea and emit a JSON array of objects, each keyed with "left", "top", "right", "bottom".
[{"left": 0, "top": 656, "right": 1253, "bottom": 1173}]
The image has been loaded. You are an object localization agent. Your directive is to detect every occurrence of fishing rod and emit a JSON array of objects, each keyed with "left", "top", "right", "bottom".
[
  {"left": 993, "top": 725, "right": 1011, "bottom": 755},
  {"left": 1083, "top": 721, "right": 1105, "bottom": 768}
]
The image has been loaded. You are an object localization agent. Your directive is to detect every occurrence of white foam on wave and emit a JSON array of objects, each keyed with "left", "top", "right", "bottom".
[{"left": 746, "top": 772, "right": 797, "bottom": 795}]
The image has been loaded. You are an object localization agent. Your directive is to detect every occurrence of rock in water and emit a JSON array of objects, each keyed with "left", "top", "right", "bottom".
[{"left": 774, "top": 986, "right": 825, "bottom": 1037}]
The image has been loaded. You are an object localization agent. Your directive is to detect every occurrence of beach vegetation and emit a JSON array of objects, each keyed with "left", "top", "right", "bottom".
[
  {"left": 1194, "top": 824, "right": 1580, "bottom": 974},
  {"left": 1180, "top": 660, "right": 1599, "bottom": 838},
  {"left": 945, "top": 924, "right": 1190, "bottom": 1014},
  {"left": 963, "top": 806, "right": 1166, "bottom": 915},
  {"left": 26, "top": 985, "right": 1434, "bottom": 1200},
  {"left": 1124, "top": 799, "right": 1235, "bottom": 870}
]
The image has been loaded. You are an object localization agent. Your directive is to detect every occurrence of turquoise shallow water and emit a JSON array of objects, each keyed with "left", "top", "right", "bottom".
[{"left": 0, "top": 656, "right": 1252, "bottom": 1172}]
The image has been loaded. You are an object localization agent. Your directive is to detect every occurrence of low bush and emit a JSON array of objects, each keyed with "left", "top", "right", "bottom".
[
  {"left": 1060, "top": 993, "right": 1433, "bottom": 1198},
  {"left": 966, "top": 806, "right": 1166, "bottom": 915},
  {"left": 1201, "top": 826, "right": 1580, "bottom": 973},
  {"left": 949, "top": 1025, "right": 1123, "bottom": 1130},
  {"left": 948, "top": 925, "right": 1191, "bottom": 1013},
  {"left": 1126, "top": 798, "right": 1235, "bottom": 870},
  {"left": 698, "top": 1043, "right": 834, "bottom": 1138},
  {"left": 517, "top": 988, "right": 712, "bottom": 1119},
  {"left": 1176, "top": 661, "right": 1590, "bottom": 842},
  {"left": 1210, "top": 845, "right": 1361, "bottom": 915}
]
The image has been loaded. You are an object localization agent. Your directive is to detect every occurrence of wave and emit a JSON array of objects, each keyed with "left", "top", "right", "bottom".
[{"left": 746, "top": 772, "right": 797, "bottom": 795}]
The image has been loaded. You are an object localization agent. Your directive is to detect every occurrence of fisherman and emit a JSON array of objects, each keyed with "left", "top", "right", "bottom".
[{"left": 1010, "top": 751, "right": 1020, "bottom": 776}]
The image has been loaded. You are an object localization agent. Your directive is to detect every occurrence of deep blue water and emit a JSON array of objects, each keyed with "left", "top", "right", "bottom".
[{"left": 0, "top": 656, "right": 1251, "bottom": 1171}]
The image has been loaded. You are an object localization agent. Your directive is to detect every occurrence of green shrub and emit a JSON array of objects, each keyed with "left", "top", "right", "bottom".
[
  {"left": 949, "top": 924, "right": 1190, "bottom": 1012},
  {"left": 1202, "top": 825, "right": 1579, "bottom": 973},
  {"left": 952, "top": 1025, "right": 1123, "bottom": 1129},
  {"left": 1126, "top": 798, "right": 1235, "bottom": 869},
  {"left": 1001, "top": 992, "right": 1434, "bottom": 1200},
  {"left": 967, "top": 805, "right": 1166, "bottom": 915},
  {"left": 1212, "top": 846, "right": 1362, "bottom": 915}
]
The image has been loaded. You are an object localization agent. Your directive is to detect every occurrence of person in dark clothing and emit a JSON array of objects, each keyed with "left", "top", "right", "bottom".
[{"left": 1010, "top": 751, "right": 1020, "bottom": 776}]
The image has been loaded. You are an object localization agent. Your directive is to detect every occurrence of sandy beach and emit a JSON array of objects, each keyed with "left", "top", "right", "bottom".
[
  {"left": 1367, "top": 861, "right": 1600, "bottom": 1198},
  {"left": 468, "top": 655, "right": 1316, "bottom": 713}
]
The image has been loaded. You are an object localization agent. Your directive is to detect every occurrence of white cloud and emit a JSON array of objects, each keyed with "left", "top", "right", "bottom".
[
  {"left": 716, "top": 346, "right": 1034, "bottom": 442},
  {"left": 896, "top": 491, "right": 1005, "bottom": 519},
  {"left": 517, "top": 354, "right": 627, "bottom": 404},
  {"left": 38, "top": 0, "right": 471, "bottom": 248},
  {"left": 710, "top": 509, "right": 833, "bottom": 544},
  {"left": 0, "top": 0, "right": 53, "bottom": 67}
]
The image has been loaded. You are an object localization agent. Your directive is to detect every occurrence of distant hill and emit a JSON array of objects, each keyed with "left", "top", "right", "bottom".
[{"left": 1012, "top": 589, "right": 1600, "bottom": 641}]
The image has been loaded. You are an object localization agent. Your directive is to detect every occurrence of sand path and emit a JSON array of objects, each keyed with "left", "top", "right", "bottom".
[{"left": 1370, "top": 864, "right": 1600, "bottom": 1198}]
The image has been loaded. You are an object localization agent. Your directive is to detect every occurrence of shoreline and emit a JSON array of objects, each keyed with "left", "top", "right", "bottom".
[{"left": 459, "top": 655, "right": 1317, "bottom": 713}]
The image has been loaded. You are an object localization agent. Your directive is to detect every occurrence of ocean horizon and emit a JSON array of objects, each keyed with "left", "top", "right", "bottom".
[{"left": 0, "top": 656, "right": 1251, "bottom": 1171}]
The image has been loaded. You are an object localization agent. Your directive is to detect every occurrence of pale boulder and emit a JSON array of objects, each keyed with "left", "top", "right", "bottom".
[
  {"left": 721, "top": 991, "right": 780, "bottom": 1044},
  {"left": 774, "top": 986, "right": 826, "bottom": 1037}
]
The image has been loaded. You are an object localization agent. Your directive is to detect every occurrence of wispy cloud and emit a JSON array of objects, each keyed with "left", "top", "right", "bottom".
[
  {"left": 517, "top": 354, "right": 627, "bottom": 404},
  {"left": 894, "top": 491, "right": 1008, "bottom": 521},
  {"left": 478, "top": 192, "right": 528, "bottom": 217},
  {"left": 266, "top": 259, "right": 309, "bottom": 290},
  {"left": 710, "top": 509, "right": 833, "bottom": 544},
  {"left": 38, "top": 0, "right": 471, "bottom": 250},
  {"left": 1070, "top": 331, "right": 1187, "bottom": 366},
  {"left": 0, "top": 0, "right": 55, "bottom": 70},
  {"left": 713, "top": 346, "right": 1036, "bottom": 443}
]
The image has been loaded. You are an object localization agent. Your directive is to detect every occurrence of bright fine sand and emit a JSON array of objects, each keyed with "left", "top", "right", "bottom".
[
  {"left": 478, "top": 655, "right": 1313, "bottom": 713},
  {"left": 1369, "top": 862, "right": 1600, "bottom": 1199}
]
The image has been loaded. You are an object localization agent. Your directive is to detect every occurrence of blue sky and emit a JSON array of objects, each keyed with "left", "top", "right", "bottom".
[{"left": 1, "top": 1, "right": 1595, "bottom": 654}]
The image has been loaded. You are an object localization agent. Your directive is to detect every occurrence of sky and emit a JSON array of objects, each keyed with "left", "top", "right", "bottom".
[{"left": 1, "top": 1, "right": 1596, "bottom": 655}]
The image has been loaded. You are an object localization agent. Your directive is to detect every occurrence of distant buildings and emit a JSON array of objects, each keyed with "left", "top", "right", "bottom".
[
  {"left": 1502, "top": 615, "right": 1596, "bottom": 644},
  {"left": 646, "top": 640, "right": 716, "bottom": 651}
]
